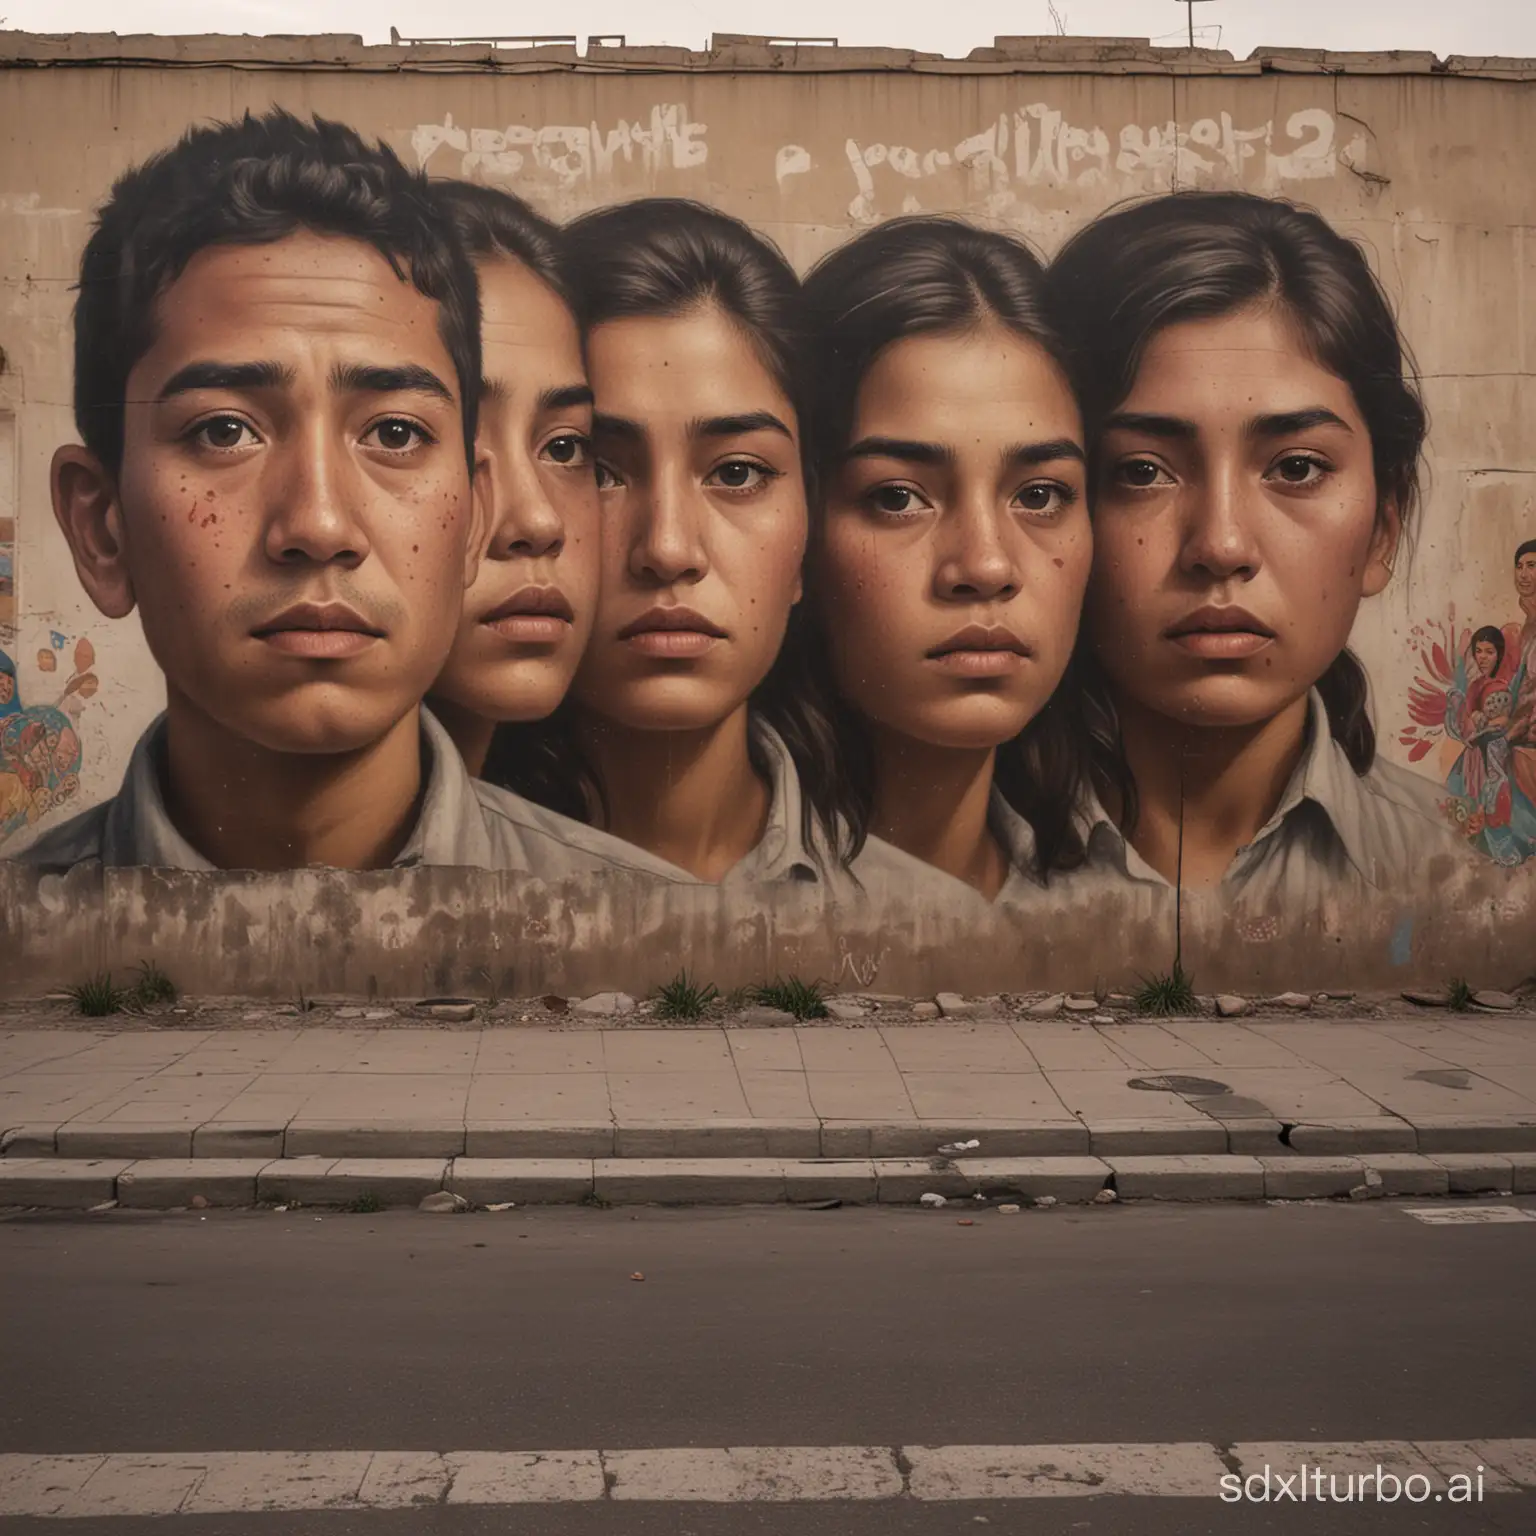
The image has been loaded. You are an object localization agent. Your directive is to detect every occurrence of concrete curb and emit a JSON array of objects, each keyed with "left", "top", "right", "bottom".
[
  {"left": 2, "top": 1152, "right": 1533, "bottom": 1210},
  {"left": 9, "top": 1112, "right": 1534, "bottom": 1162}
]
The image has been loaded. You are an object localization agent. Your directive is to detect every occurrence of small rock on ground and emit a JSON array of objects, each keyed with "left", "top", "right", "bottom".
[
  {"left": 935, "top": 992, "right": 980, "bottom": 1018},
  {"left": 1472, "top": 990, "right": 1517, "bottom": 1011},
  {"left": 1033, "top": 1195, "right": 1058, "bottom": 1208},
  {"left": 823, "top": 1000, "right": 869, "bottom": 1021},
  {"left": 738, "top": 1005, "right": 797, "bottom": 1026},
  {"left": 572, "top": 991, "right": 636, "bottom": 1018},
  {"left": 1268, "top": 992, "right": 1313, "bottom": 1011},
  {"left": 419, "top": 1191, "right": 468, "bottom": 1213},
  {"left": 919, "top": 1192, "right": 948, "bottom": 1207},
  {"left": 1402, "top": 989, "right": 1450, "bottom": 1007},
  {"left": 1064, "top": 996, "right": 1098, "bottom": 1013},
  {"left": 1216, "top": 994, "right": 1251, "bottom": 1018},
  {"left": 1024, "top": 993, "right": 1065, "bottom": 1018},
  {"left": 418, "top": 1001, "right": 476, "bottom": 1022},
  {"left": 997, "top": 1203, "right": 1021, "bottom": 1214},
  {"left": 1093, "top": 1188, "right": 1118, "bottom": 1204},
  {"left": 911, "top": 1001, "right": 941, "bottom": 1019}
]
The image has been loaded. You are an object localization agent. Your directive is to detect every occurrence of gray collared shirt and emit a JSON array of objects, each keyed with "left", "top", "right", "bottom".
[
  {"left": 1068, "top": 689, "right": 1474, "bottom": 901},
  {"left": 6, "top": 708, "right": 691, "bottom": 881}
]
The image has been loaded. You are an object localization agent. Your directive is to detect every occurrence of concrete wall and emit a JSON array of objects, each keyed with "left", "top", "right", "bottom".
[{"left": 0, "top": 34, "right": 1532, "bottom": 994}]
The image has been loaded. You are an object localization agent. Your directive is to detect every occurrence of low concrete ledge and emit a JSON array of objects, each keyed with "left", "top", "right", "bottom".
[
  {"left": 283, "top": 1122, "right": 467, "bottom": 1158},
  {"left": 1286, "top": 1117, "right": 1417, "bottom": 1155},
  {"left": 3, "top": 1153, "right": 1534, "bottom": 1210},
  {"left": 955, "top": 1156, "right": 1112, "bottom": 1202},
  {"left": 613, "top": 1120, "right": 822, "bottom": 1159},
  {"left": 1107, "top": 1154, "right": 1266, "bottom": 1200}
]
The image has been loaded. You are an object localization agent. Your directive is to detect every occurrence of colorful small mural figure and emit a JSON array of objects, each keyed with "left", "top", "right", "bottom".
[
  {"left": 1403, "top": 539, "right": 1536, "bottom": 865},
  {"left": 0, "top": 636, "right": 99, "bottom": 843}
]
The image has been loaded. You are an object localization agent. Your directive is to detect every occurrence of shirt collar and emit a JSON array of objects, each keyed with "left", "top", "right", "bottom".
[
  {"left": 735, "top": 720, "right": 822, "bottom": 883},
  {"left": 101, "top": 708, "right": 490, "bottom": 870},
  {"left": 1073, "top": 689, "right": 1373, "bottom": 886}
]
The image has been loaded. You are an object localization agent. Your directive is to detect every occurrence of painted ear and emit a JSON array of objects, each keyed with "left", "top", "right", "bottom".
[
  {"left": 1360, "top": 496, "right": 1403, "bottom": 599},
  {"left": 51, "top": 445, "right": 136, "bottom": 619}
]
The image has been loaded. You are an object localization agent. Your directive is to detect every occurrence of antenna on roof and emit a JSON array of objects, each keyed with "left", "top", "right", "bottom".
[{"left": 1175, "top": 0, "right": 1219, "bottom": 50}]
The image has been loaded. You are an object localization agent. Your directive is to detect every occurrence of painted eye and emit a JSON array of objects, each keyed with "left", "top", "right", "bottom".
[
  {"left": 1015, "top": 482, "right": 1072, "bottom": 518},
  {"left": 1117, "top": 458, "right": 1166, "bottom": 488},
  {"left": 868, "top": 484, "right": 928, "bottom": 516},
  {"left": 195, "top": 416, "right": 254, "bottom": 450},
  {"left": 1272, "top": 454, "right": 1325, "bottom": 485},
  {"left": 368, "top": 419, "right": 430, "bottom": 452},
  {"left": 595, "top": 460, "right": 626, "bottom": 491},
  {"left": 707, "top": 459, "right": 773, "bottom": 491},
  {"left": 543, "top": 433, "right": 592, "bottom": 467}
]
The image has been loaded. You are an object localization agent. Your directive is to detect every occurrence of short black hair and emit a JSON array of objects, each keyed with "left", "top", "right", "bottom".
[
  {"left": 73, "top": 108, "right": 481, "bottom": 474},
  {"left": 1516, "top": 539, "right": 1536, "bottom": 565},
  {"left": 1471, "top": 626, "right": 1506, "bottom": 670},
  {"left": 430, "top": 179, "right": 569, "bottom": 307}
]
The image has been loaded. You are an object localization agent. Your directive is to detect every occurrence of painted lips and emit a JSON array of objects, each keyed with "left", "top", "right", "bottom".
[
  {"left": 481, "top": 586, "right": 576, "bottom": 645},
  {"left": 251, "top": 601, "right": 383, "bottom": 659},
  {"left": 925, "top": 624, "right": 1033, "bottom": 678},
  {"left": 1164, "top": 606, "right": 1277, "bottom": 660},
  {"left": 618, "top": 605, "right": 728, "bottom": 659}
]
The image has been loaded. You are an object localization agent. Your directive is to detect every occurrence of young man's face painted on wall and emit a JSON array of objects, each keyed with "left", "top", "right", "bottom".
[
  {"left": 1517, "top": 551, "right": 1536, "bottom": 601},
  {"left": 818, "top": 324, "right": 1090, "bottom": 751},
  {"left": 431, "top": 256, "right": 599, "bottom": 723},
  {"left": 55, "top": 231, "right": 479, "bottom": 756},
  {"left": 1086, "top": 304, "right": 1397, "bottom": 732},
  {"left": 575, "top": 304, "right": 806, "bottom": 732}
]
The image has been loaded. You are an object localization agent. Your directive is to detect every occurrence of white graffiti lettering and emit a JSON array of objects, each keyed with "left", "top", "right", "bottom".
[
  {"left": 411, "top": 107, "right": 708, "bottom": 191},
  {"left": 826, "top": 104, "right": 1355, "bottom": 223}
]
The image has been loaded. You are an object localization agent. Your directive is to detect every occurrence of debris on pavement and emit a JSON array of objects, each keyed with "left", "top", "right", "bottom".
[
  {"left": 485, "top": 1201, "right": 517, "bottom": 1212},
  {"left": 1093, "top": 1189, "right": 1118, "bottom": 1204},
  {"left": 419, "top": 1191, "right": 469, "bottom": 1213},
  {"left": 629, "top": 1271, "right": 645, "bottom": 1281},
  {"left": 919, "top": 1192, "right": 948, "bottom": 1207},
  {"left": 937, "top": 1138, "right": 981, "bottom": 1156},
  {"left": 996, "top": 1203, "right": 1021, "bottom": 1214},
  {"left": 1033, "top": 1195, "right": 1058, "bottom": 1208}
]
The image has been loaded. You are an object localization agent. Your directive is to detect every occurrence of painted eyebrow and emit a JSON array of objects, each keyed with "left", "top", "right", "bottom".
[
  {"left": 592, "top": 412, "right": 644, "bottom": 443},
  {"left": 330, "top": 363, "right": 455, "bottom": 403},
  {"left": 1249, "top": 407, "right": 1352, "bottom": 437},
  {"left": 687, "top": 411, "right": 795, "bottom": 441},
  {"left": 481, "top": 380, "right": 593, "bottom": 411},
  {"left": 1103, "top": 412, "right": 1198, "bottom": 441},
  {"left": 155, "top": 361, "right": 293, "bottom": 401},
  {"left": 843, "top": 436, "right": 1085, "bottom": 468}
]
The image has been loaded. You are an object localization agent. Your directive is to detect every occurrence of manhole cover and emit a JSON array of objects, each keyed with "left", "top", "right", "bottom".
[{"left": 1126, "top": 1074, "right": 1231, "bottom": 1097}]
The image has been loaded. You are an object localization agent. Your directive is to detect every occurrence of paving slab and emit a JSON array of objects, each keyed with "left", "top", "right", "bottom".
[
  {"left": 724, "top": 1028, "right": 804, "bottom": 1073},
  {"left": 804, "top": 1073, "right": 916, "bottom": 1121},
  {"left": 1407, "top": 1114, "right": 1536, "bottom": 1152},
  {"left": 1010, "top": 1023, "right": 1134, "bottom": 1071},
  {"left": 1507, "top": 1152, "right": 1536, "bottom": 1193},
  {"left": 734, "top": 1068, "right": 817, "bottom": 1119},
  {"left": 1258, "top": 1156, "right": 1365, "bottom": 1199},
  {"left": 1429, "top": 1152, "right": 1515, "bottom": 1193},
  {"left": 613, "top": 1120, "right": 821, "bottom": 1158},
  {"left": 900, "top": 1070, "right": 1070, "bottom": 1121},
  {"left": 465, "top": 1122, "right": 614, "bottom": 1157},
  {"left": 594, "top": 1158, "right": 787, "bottom": 1204},
  {"left": 116, "top": 1158, "right": 266, "bottom": 1208},
  {"left": 1093, "top": 1024, "right": 1220, "bottom": 1070},
  {"left": 1107, "top": 1154, "right": 1265, "bottom": 1200},
  {"left": 447, "top": 1157, "right": 593, "bottom": 1204},
  {"left": 955, "top": 1156, "right": 1112, "bottom": 1202},
  {"left": 1044, "top": 1069, "right": 1217, "bottom": 1124},
  {"left": 906, "top": 1442, "right": 1227, "bottom": 1499},
  {"left": 464, "top": 1072, "right": 612, "bottom": 1122},
  {"left": 607, "top": 1069, "right": 751, "bottom": 1120},
  {"left": 0, "top": 1157, "right": 130, "bottom": 1207},
  {"left": 1083, "top": 1119, "right": 1228, "bottom": 1155},
  {"left": 474, "top": 1029, "right": 606, "bottom": 1074},
  {"left": 283, "top": 1122, "right": 465, "bottom": 1158},
  {"left": 601, "top": 1030, "right": 732, "bottom": 1073},
  {"left": 54, "top": 1124, "right": 194, "bottom": 1158},
  {"left": 1357, "top": 1153, "right": 1449, "bottom": 1196},
  {"left": 1285, "top": 1116, "right": 1418, "bottom": 1154},
  {"left": 0, "top": 1124, "right": 57, "bottom": 1156},
  {"left": 878, "top": 1024, "right": 1036, "bottom": 1074}
]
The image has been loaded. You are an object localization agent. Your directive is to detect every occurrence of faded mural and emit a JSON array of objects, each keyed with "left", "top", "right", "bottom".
[{"left": 0, "top": 36, "right": 1531, "bottom": 990}]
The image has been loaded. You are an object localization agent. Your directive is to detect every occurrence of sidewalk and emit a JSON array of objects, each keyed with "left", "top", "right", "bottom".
[{"left": 3, "top": 1007, "right": 1535, "bottom": 1209}]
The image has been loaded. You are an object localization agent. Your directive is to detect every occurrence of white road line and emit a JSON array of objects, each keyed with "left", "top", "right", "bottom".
[{"left": 0, "top": 1441, "right": 1530, "bottom": 1516}]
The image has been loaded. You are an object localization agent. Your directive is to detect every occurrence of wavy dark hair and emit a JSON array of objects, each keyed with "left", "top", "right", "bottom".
[
  {"left": 1045, "top": 191, "right": 1428, "bottom": 834},
  {"left": 74, "top": 109, "right": 481, "bottom": 475},
  {"left": 482, "top": 199, "right": 849, "bottom": 864},
  {"left": 800, "top": 216, "right": 1091, "bottom": 876}
]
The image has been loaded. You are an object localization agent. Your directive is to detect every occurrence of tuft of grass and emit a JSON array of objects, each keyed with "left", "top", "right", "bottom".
[
  {"left": 750, "top": 976, "right": 829, "bottom": 1021},
  {"left": 346, "top": 1191, "right": 383, "bottom": 1214},
  {"left": 67, "top": 973, "right": 129, "bottom": 1017},
  {"left": 653, "top": 970, "right": 720, "bottom": 1021},
  {"left": 1446, "top": 977, "right": 1474, "bottom": 1012},
  {"left": 130, "top": 960, "right": 178, "bottom": 1007},
  {"left": 1133, "top": 961, "right": 1199, "bottom": 1017}
]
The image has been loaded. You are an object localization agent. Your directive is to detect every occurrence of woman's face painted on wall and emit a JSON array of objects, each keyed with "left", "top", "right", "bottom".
[
  {"left": 1473, "top": 640, "right": 1499, "bottom": 678},
  {"left": 575, "top": 303, "right": 806, "bottom": 732},
  {"left": 1086, "top": 303, "right": 1398, "bottom": 731},
  {"left": 431, "top": 256, "right": 599, "bottom": 723},
  {"left": 816, "top": 323, "right": 1090, "bottom": 751}
]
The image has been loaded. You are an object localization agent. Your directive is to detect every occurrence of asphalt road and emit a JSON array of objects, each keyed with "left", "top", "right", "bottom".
[{"left": 3, "top": 1197, "right": 1533, "bottom": 1533}]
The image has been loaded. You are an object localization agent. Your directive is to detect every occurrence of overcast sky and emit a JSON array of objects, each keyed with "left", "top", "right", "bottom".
[{"left": 3, "top": 0, "right": 1533, "bottom": 57}]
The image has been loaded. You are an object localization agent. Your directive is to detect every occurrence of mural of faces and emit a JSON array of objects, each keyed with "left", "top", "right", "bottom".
[
  {"left": 56, "top": 231, "right": 480, "bottom": 759},
  {"left": 1086, "top": 303, "right": 1396, "bottom": 736},
  {"left": 818, "top": 322, "right": 1089, "bottom": 753},
  {"left": 430, "top": 254, "right": 598, "bottom": 728},
  {"left": 576, "top": 304, "right": 806, "bottom": 734}
]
